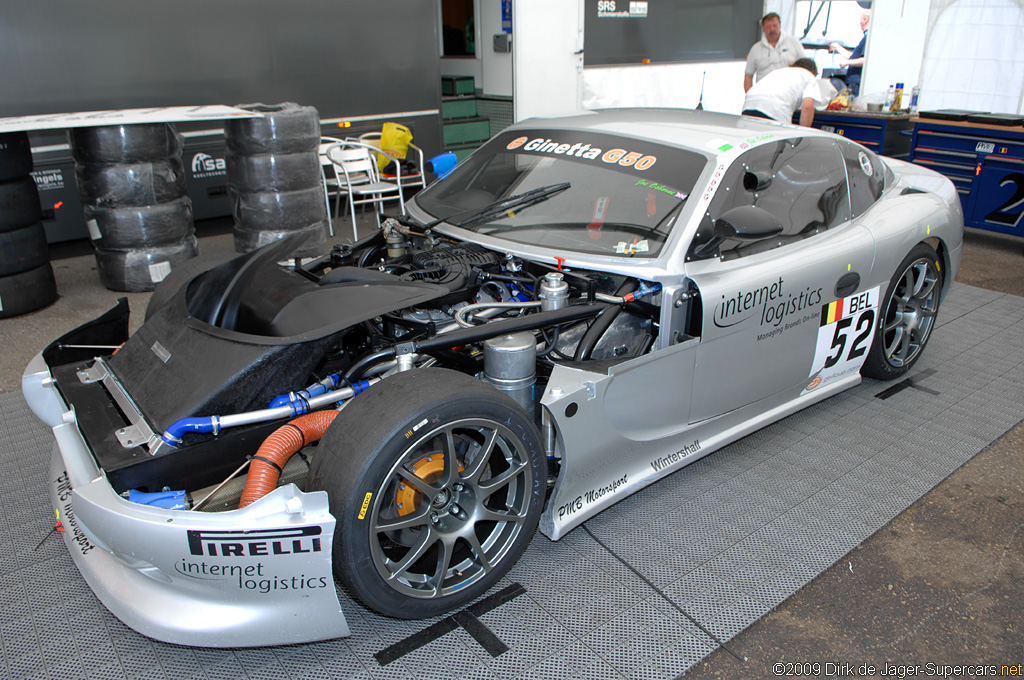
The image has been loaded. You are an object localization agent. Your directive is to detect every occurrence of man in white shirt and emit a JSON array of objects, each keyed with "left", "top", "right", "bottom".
[
  {"left": 741, "top": 59, "right": 825, "bottom": 127},
  {"left": 743, "top": 12, "right": 807, "bottom": 93}
]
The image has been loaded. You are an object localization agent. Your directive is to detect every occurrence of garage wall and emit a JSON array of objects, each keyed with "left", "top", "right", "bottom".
[{"left": 0, "top": 0, "right": 443, "bottom": 144}]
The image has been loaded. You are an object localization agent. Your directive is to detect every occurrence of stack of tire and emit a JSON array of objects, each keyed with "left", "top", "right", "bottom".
[
  {"left": 0, "top": 131, "right": 58, "bottom": 319},
  {"left": 69, "top": 123, "right": 198, "bottom": 292},
  {"left": 224, "top": 103, "right": 327, "bottom": 258}
]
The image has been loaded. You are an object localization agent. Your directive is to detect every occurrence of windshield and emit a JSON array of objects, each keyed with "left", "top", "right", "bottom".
[{"left": 415, "top": 129, "right": 709, "bottom": 257}]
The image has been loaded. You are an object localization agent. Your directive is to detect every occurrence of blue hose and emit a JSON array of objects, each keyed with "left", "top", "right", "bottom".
[
  {"left": 161, "top": 378, "right": 372, "bottom": 447},
  {"left": 161, "top": 416, "right": 222, "bottom": 445}
]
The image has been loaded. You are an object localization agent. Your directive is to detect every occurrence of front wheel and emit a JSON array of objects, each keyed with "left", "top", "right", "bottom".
[
  {"left": 308, "top": 369, "right": 545, "bottom": 618},
  {"left": 862, "top": 243, "right": 942, "bottom": 380}
]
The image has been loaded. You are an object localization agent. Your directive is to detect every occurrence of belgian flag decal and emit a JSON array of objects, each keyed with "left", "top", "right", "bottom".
[{"left": 820, "top": 298, "right": 844, "bottom": 326}]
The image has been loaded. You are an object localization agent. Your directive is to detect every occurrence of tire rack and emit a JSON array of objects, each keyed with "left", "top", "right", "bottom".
[
  {"left": 68, "top": 124, "right": 198, "bottom": 292},
  {"left": 223, "top": 103, "right": 328, "bottom": 258},
  {"left": 0, "top": 131, "right": 58, "bottom": 318}
]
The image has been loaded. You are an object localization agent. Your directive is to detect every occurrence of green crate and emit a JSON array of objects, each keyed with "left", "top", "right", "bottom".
[
  {"left": 442, "top": 98, "right": 478, "bottom": 119},
  {"left": 443, "top": 118, "right": 491, "bottom": 145},
  {"left": 441, "top": 75, "right": 475, "bottom": 96}
]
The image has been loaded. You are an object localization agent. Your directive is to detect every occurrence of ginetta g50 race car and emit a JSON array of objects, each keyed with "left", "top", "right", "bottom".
[{"left": 23, "top": 109, "right": 963, "bottom": 647}]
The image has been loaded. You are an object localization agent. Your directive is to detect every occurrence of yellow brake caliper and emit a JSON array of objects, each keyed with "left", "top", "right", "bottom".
[{"left": 396, "top": 455, "right": 463, "bottom": 516}]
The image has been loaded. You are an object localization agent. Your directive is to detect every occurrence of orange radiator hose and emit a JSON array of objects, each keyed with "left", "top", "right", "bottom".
[{"left": 238, "top": 410, "right": 339, "bottom": 508}]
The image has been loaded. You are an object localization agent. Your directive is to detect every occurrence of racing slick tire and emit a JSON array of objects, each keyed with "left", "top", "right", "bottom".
[
  {"left": 223, "top": 103, "right": 320, "bottom": 155},
  {"left": 232, "top": 220, "right": 328, "bottom": 258},
  {"left": 75, "top": 158, "right": 188, "bottom": 207},
  {"left": 145, "top": 251, "right": 237, "bottom": 321},
  {"left": 69, "top": 123, "right": 183, "bottom": 164},
  {"left": 0, "top": 175, "right": 43, "bottom": 232},
  {"left": 308, "top": 368, "right": 545, "bottom": 619},
  {"left": 94, "top": 234, "right": 199, "bottom": 292},
  {"left": 0, "top": 262, "right": 57, "bottom": 319},
  {"left": 0, "top": 222, "right": 49, "bottom": 277},
  {"left": 225, "top": 151, "right": 323, "bottom": 193},
  {"left": 0, "top": 131, "right": 33, "bottom": 182},
  {"left": 862, "top": 243, "right": 942, "bottom": 380},
  {"left": 83, "top": 198, "right": 195, "bottom": 249},
  {"left": 230, "top": 185, "right": 327, "bottom": 232}
]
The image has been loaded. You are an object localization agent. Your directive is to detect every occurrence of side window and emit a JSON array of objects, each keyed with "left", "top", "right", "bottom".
[
  {"left": 688, "top": 138, "right": 851, "bottom": 260},
  {"left": 840, "top": 141, "right": 887, "bottom": 216}
]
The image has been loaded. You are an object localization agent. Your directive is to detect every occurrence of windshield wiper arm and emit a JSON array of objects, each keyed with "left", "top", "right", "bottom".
[{"left": 428, "top": 182, "right": 571, "bottom": 228}]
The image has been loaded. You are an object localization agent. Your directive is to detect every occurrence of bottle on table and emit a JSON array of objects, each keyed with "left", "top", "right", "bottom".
[{"left": 891, "top": 82, "right": 904, "bottom": 113}]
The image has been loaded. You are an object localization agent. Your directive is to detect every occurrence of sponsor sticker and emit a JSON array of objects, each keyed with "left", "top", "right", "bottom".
[
  {"left": 191, "top": 152, "right": 226, "bottom": 178},
  {"left": 714, "top": 276, "right": 824, "bottom": 332},
  {"left": 54, "top": 472, "right": 95, "bottom": 555},
  {"left": 31, "top": 168, "right": 65, "bottom": 191},
  {"left": 557, "top": 474, "right": 629, "bottom": 520},
  {"left": 186, "top": 526, "right": 322, "bottom": 557},
  {"left": 507, "top": 137, "right": 656, "bottom": 171}
]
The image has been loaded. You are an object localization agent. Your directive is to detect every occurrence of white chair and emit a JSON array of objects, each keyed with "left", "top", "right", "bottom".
[
  {"left": 318, "top": 137, "right": 346, "bottom": 237},
  {"left": 324, "top": 141, "right": 405, "bottom": 240},
  {"left": 357, "top": 131, "right": 427, "bottom": 194}
]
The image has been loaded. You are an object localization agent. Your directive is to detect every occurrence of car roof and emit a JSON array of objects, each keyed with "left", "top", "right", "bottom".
[{"left": 510, "top": 108, "right": 834, "bottom": 158}]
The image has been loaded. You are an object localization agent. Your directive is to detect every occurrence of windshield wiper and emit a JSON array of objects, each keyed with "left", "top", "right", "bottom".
[{"left": 428, "top": 182, "right": 571, "bottom": 229}]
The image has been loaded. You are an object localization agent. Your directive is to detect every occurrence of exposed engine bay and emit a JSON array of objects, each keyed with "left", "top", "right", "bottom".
[{"left": 45, "top": 219, "right": 666, "bottom": 512}]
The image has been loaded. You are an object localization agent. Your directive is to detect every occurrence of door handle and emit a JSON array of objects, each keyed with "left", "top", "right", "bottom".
[{"left": 835, "top": 272, "right": 860, "bottom": 298}]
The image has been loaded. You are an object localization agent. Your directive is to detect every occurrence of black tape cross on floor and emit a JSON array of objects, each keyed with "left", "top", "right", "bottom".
[{"left": 374, "top": 583, "right": 526, "bottom": 666}]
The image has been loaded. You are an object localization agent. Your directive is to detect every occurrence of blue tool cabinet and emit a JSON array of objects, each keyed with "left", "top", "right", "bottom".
[
  {"left": 798, "top": 111, "right": 914, "bottom": 159},
  {"left": 908, "top": 118, "right": 1024, "bottom": 237}
]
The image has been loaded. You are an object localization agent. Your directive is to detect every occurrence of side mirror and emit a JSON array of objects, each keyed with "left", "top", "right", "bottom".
[{"left": 695, "top": 206, "right": 784, "bottom": 258}]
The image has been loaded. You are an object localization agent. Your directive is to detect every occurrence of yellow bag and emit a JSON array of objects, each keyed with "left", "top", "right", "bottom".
[{"left": 378, "top": 122, "right": 412, "bottom": 171}]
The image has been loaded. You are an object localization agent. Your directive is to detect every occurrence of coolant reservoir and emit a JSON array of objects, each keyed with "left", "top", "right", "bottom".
[
  {"left": 483, "top": 332, "right": 537, "bottom": 417},
  {"left": 538, "top": 272, "right": 569, "bottom": 311}
]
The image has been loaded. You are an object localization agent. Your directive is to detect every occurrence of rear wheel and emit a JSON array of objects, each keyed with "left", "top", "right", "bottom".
[
  {"left": 862, "top": 243, "right": 942, "bottom": 380},
  {"left": 308, "top": 369, "right": 544, "bottom": 618}
]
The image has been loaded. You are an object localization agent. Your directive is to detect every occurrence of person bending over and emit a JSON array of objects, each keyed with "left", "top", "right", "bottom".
[{"left": 741, "top": 58, "right": 824, "bottom": 127}]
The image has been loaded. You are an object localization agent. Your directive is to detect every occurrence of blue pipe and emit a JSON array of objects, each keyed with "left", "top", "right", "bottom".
[
  {"left": 161, "top": 379, "right": 372, "bottom": 447},
  {"left": 269, "top": 376, "right": 369, "bottom": 409}
]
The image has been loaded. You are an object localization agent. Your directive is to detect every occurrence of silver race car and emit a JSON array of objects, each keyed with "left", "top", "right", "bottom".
[{"left": 23, "top": 109, "right": 964, "bottom": 647}]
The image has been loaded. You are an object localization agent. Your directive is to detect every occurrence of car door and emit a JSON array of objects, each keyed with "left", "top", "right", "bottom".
[{"left": 683, "top": 137, "right": 877, "bottom": 423}]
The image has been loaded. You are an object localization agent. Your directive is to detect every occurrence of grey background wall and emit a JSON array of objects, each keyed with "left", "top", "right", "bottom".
[
  {"left": 0, "top": 0, "right": 441, "bottom": 126},
  {"left": 1, "top": 0, "right": 444, "bottom": 241}
]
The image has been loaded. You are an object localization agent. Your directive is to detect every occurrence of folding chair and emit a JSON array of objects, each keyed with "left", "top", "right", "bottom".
[{"left": 323, "top": 141, "right": 405, "bottom": 240}]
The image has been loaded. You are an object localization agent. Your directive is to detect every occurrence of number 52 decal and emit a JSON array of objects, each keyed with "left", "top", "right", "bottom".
[{"left": 805, "top": 287, "right": 880, "bottom": 392}]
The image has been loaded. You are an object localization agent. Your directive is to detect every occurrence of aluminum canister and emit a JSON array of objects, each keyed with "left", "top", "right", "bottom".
[
  {"left": 483, "top": 331, "right": 537, "bottom": 416},
  {"left": 538, "top": 272, "right": 569, "bottom": 311}
]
